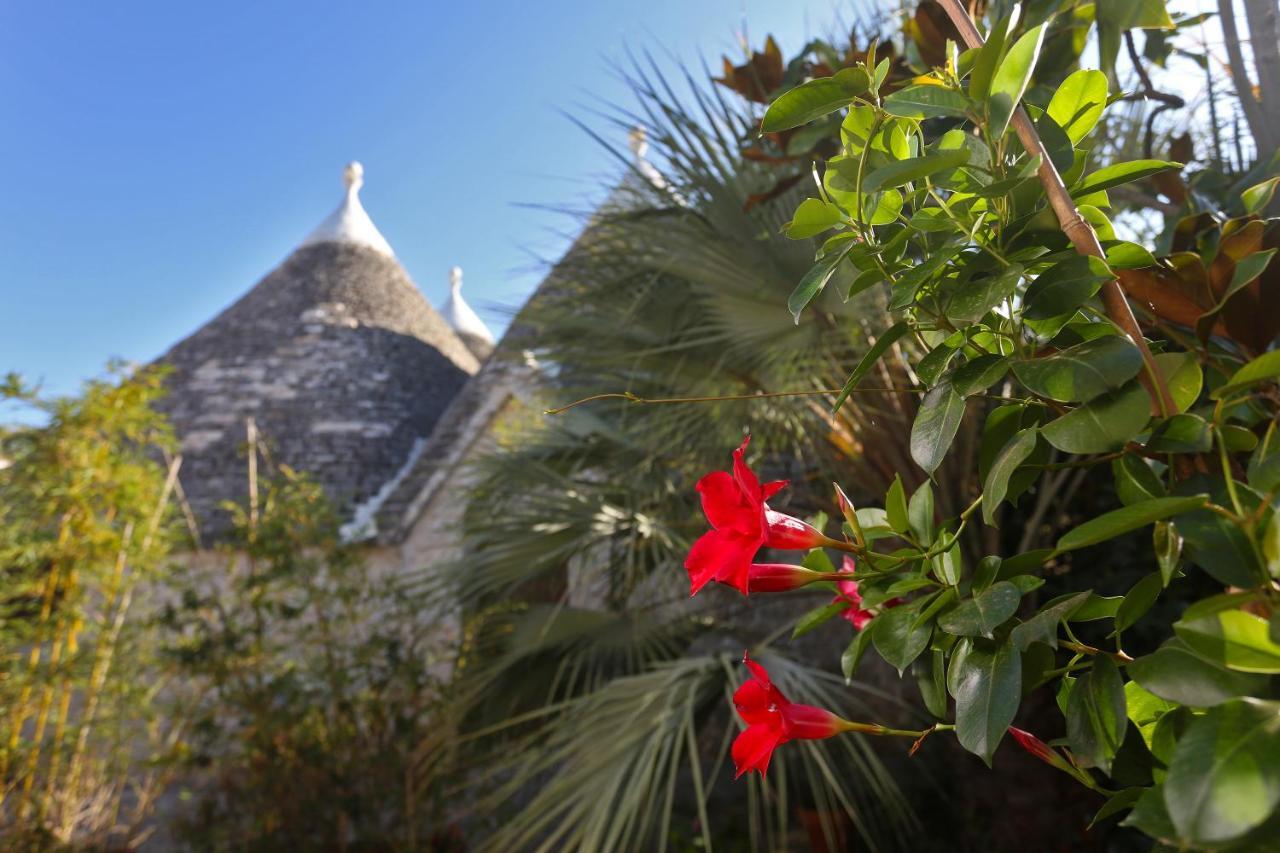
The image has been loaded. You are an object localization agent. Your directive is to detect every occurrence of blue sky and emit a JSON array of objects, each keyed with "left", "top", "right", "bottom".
[{"left": 0, "top": 0, "right": 856, "bottom": 400}]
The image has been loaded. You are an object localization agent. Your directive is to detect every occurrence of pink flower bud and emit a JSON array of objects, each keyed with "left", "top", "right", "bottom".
[
  {"left": 746, "top": 563, "right": 824, "bottom": 593},
  {"left": 763, "top": 509, "right": 827, "bottom": 549}
]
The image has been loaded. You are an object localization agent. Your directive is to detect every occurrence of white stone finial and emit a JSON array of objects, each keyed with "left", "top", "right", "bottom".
[
  {"left": 442, "top": 265, "right": 495, "bottom": 348},
  {"left": 628, "top": 126, "right": 649, "bottom": 162},
  {"left": 300, "top": 161, "right": 394, "bottom": 257},
  {"left": 344, "top": 161, "right": 364, "bottom": 192}
]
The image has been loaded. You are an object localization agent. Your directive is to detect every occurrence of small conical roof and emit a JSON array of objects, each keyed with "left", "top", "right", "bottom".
[
  {"left": 441, "top": 266, "right": 495, "bottom": 360},
  {"left": 155, "top": 163, "right": 480, "bottom": 543}
]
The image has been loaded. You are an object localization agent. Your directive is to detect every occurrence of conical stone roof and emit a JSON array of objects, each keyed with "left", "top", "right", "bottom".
[{"left": 155, "top": 163, "right": 480, "bottom": 543}]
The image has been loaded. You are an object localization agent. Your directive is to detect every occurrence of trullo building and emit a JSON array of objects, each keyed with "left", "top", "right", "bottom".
[{"left": 154, "top": 160, "right": 537, "bottom": 576}]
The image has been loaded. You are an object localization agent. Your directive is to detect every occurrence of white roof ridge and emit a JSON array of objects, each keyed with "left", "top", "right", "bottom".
[
  {"left": 300, "top": 161, "right": 395, "bottom": 258},
  {"left": 441, "top": 266, "right": 495, "bottom": 344}
]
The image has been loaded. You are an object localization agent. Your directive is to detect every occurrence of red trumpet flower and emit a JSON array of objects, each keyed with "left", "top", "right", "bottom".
[
  {"left": 832, "top": 556, "right": 902, "bottom": 630},
  {"left": 686, "top": 437, "right": 827, "bottom": 595},
  {"left": 732, "top": 653, "right": 849, "bottom": 777},
  {"left": 745, "top": 563, "right": 827, "bottom": 593}
]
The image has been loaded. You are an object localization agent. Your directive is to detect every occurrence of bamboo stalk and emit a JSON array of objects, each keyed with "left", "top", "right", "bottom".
[{"left": 935, "top": 0, "right": 1177, "bottom": 417}]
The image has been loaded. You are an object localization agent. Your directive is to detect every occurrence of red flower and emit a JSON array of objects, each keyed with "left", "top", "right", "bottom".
[
  {"left": 832, "top": 556, "right": 901, "bottom": 630},
  {"left": 686, "top": 437, "right": 827, "bottom": 595},
  {"left": 1008, "top": 726, "right": 1076, "bottom": 773},
  {"left": 732, "top": 653, "right": 847, "bottom": 777},
  {"left": 745, "top": 563, "right": 826, "bottom": 593}
]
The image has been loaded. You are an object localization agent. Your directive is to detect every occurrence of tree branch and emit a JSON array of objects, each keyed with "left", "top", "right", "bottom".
[{"left": 935, "top": 0, "right": 1177, "bottom": 417}]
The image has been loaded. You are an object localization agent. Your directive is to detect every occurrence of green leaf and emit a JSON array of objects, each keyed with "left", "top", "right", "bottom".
[
  {"left": 1104, "top": 240, "right": 1157, "bottom": 270},
  {"left": 1011, "top": 591, "right": 1091, "bottom": 651},
  {"left": 1041, "top": 382, "right": 1151, "bottom": 454},
  {"left": 914, "top": 649, "right": 949, "bottom": 719},
  {"left": 1067, "top": 656, "right": 1128, "bottom": 772},
  {"left": 1164, "top": 699, "right": 1280, "bottom": 845},
  {"left": 1241, "top": 176, "right": 1280, "bottom": 214},
  {"left": 1013, "top": 336, "right": 1143, "bottom": 403},
  {"left": 1116, "top": 572, "right": 1163, "bottom": 633},
  {"left": 841, "top": 626, "right": 875, "bottom": 681},
  {"left": 944, "top": 264, "right": 1023, "bottom": 325},
  {"left": 761, "top": 67, "right": 871, "bottom": 132},
  {"left": 1121, "top": 785, "right": 1178, "bottom": 839},
  {"left": 952, "top": 354, "right": 1011, "bottom": 397},
  {"left": 1177, "top": 490, "right": 1266, "bottom": 587},
  {"left": 1183, "top": 592, "right": 1262, "bottom": 623},
  {"left": 1213, "top": 350, "right": 1280, "bottom": 400},
  {"left": 1074, "top": 159, "right": 1183, "bottom": 197},
  {"left": 863, "top": 148, "right": 971, "bottom": 193},
  {"left": 968, "top": 13, "right": 1011, "bottom": 102},
  {"left": 792, "top": 601, "right": 848, "bottom": 638},
  {"left": 1125, "top": 680, "right": 1177, "bottom": 750},
  {"left": 785, "top": 197, "right": 845, "bottom": 238},
  {"left": 1056, "top": 495, "right": 1206, "bottom": 552},
  {"left": 1047, "top": 69, "right": 1108, "bottom": 144},
  {"left": 1113, "top": 455, "right": 1167, "bottom": 506},
  {"left": 882, "top": 84, "right": 970, "bottom": 119},
  {"left": 910, "top": 383, "right": 966, "bottom": 473},
  {"left": 788, "top": 246, "right": 850, "bottom": 323},
  {"left": 885, "top": 474, "right": 909, "bottom": 533},
  {"left": 938, "top": 581, "right": 1021, "bottom": 638},
  {"left": 1069, "top": 593, "right": 1124, "bottom": 622},
  {"left": 1146, "top": 413, "right": 1212, "bottom": 453},
  {"left": 952, "top": 639, "right": 1021, "bottom": 765},
  {"left": 1091, "top": 788, "right": 1144, "bottom": 829},
  {"left": 1152, "top": 352, "right": 1203, "bottom": 414},
  {"left": 1175, "top": 611, "right": 1280, "bottom": 674},
  {"left": 1154, "top": 520, "right": 1182, "bottom": 586},
  {"left": 872, "top": 605, "right": 933, "bottom": 675},
  {"left": 889, "top": 246, "right": 963, "bottom": 310},
  {"left": 908, "top": 480, "right": 935, "bottom": 543},
  {"left": 1023, "top": 255, "right": 1109, "bottom": 320},
  {"left": 832, "top": 321, "right": 909, "bottom": 413},
  {"left": 982, "top": 427, "right": 1038, "bottom": 525},
  {"left": 988, "top": 25, "right": 1046, "bottom": 137},
  {"left": 1128, "top": 641, "right": 1270, "bottom": 707}
]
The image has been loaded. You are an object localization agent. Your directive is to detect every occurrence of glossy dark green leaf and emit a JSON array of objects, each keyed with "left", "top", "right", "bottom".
[
  {"left": 1067, "top": 656, "right": 1127, "bottom": 772},
  {"left": 872, "top": 605, "right": 933, "bottom": 675},
  {"left": 889, "top": 246, "right": 963, "bottom": 310},
  {"left": 1104, "top": 240, "right": 1158, "bottom": 269},
  {"left": 1120, "top": 785, "right": 1178, "bottom": 840},
  {"left": 910, "top": 383, "right": 966, "bottom": 473},
  {"left": 1013, "top": 336, "right": 1142, "bottom": 403},
  {"left": 1177, "top": 492, "right": 1266, "bottom": 587},
  {"left": 908, "top": 480, "right": 935, "bottom": 543},
  {"left": 944, "top": 264, "right": 1023, "bottom": 325},
  {"left": 1011, "top": 591, "right": 1091, "bottom": 651},
  {"left": 914, "top": 649, "right": 949, "bottom": 719},
  {"left": 1091, "top": 788, "right": 1144, "bottom": 829},
  {"left": 952, "top": 355, "right": 1011, "bottom": 397},
  {"left": 1153, "top": 520, "right": 1182, "bottom": 586},
  {"left": 938, "top": 581, "right": 1021, "bottom": 638},
  {"left": 952, "top": 639, "right": 1021, "bottom": 765},
  {"left": 982, "top": 427, "right": 1038, "bottom": 525},
  {"left": 1113, "top": 455, "right": 1166, "bottom": 506},
  {"left": 1128, "top": 641, "right": 1270, "bottom": 707},
  {"left": 1116, "top": 572, "right": 1163, "bottom": 632},
  {"left": 1152, "top": 352, "right": 1203, "bottom": 413},
  {"left": 1023, "top": 255, "right": 1109, "bottom": 320},
  {"left": 1041, "top": 382, "right": 1150, "bottom": 454},
  {"left": 1164, "top": 699, "right": 1280, "bottom": 844},
  {"left": 1068, "top": 593, "right": 1123, "bottom": 622},
  {"left": 761, "top": 67, "right": 871, "bottom": 131},
  {"left": 1145, "top": 413, "right": 1212, "bottom": 454},
  {"left": 1056, "top": 495, "right": 1206, "bottom": 551}
]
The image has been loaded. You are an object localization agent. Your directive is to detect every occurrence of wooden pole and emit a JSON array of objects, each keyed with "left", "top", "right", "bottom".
[{"left": 936, "top": 0, "right": 1177, "bottom": 417}]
